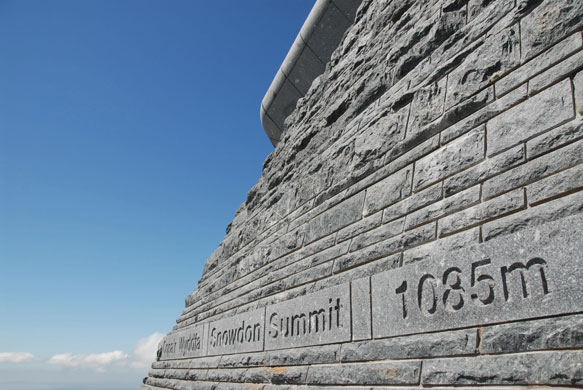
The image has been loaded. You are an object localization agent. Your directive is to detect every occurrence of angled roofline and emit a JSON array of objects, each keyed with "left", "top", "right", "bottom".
[{"left": 260, "top": 0, "right": 363, "bottom": 146}]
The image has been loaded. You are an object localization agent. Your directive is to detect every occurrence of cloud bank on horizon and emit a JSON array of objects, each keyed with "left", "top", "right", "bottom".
[
  {"left": 0, "top": 332, "right": 164, "bottom": 371},
  {"left": 0, "top": 352, "right": 35, "bottom": 363}
]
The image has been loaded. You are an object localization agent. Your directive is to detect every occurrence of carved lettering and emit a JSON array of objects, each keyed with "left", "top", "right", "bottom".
[
  {"left": 417, "top": 274, "right": 438, "bottom": 316},
  {"left": 470, "top": 259, "right": 495, "bottom": 306},
  {"left": 501, "top": 257, "right": 550, "bottom": 301},
  {"left": 210, "top": 319, "right": 262, "bottom": 348},
  {"left": 265, "top": 284, "right": 351, "bottom": 349},
  {"left": 442, "top": 267, "right": 465, "bottom": 311}
]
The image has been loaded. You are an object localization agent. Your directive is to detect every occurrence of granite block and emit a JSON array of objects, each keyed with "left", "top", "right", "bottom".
[
  {"left": 372, "top": 213, "right": 583, "bottom": 338},
  {"left": 351, "top": 277, "right": 371, "bottom": 340}
]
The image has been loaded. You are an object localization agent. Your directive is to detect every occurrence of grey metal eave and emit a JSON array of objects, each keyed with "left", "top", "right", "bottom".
[{"left": 260, "top": 0, "right": 363, "bottom": 147}]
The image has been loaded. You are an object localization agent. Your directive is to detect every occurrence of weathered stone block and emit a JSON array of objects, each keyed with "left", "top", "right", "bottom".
[
  {"left": 483, "top": 137, "right": 583, "bottom": 200},
  {"left": 529, "top": 50, "right": 583, "bottom": 96},
  {"left": 382, "top": 182, "right": 443, "bottom": 224},
  {"left": 305, "top": 361, "right": 421, "bottom": 385},
  {"left": 496, "top": 31, "right": 582, "bottom": 97},
  {"left": 336, "top": 211, "right": 382, "bottom": 243},
  {"left": 446, "top": 24, "right": 520, "bottom": 108},
  {"left": 444, "top": 144, "right": 524, "bottom": 197},
  {"left": 218, "top": 352, "right": 266, "bottom": 368},
  {"left": 340, "top": 328, "right": 476, "bottom": 361},
  {"left": 527, "top": 163, "right": 583, "bottom": 205},
  {"left": 349, "top": 217, "right": 404, "bottom": 251},
  {"left": 317, "top": 253, "right": 401, "bottom": 292},
  {"left": 265, "top": 344, "right": 340, "bottom": 366},
  {"left": 441, "top": 85, "right": 526, "bottom": 144},
  {"left": 403, "top": 228, "right": 480, "bottom": 265},
  {"left": 468, "top": 0, "right": 513, "bottom": 24},
  {"left": 481, "top": 314, "right": 583, "bottom": 354},
  {"left": 437, "top": 188, "right": 524, "bottom": 236},
  {"left": 526, "top": 118, "right": 583, "bottom": 159},
  {"left": 407, "top": 77, "right": 446, "bottom": 136},
  {"left": 521, "top": 0, "right": 583, "bottom": 61},
  {"left": 422, "top": 351, "right": 583, "bottom": 386},
  {"left": 488, "top": 79, "right": 574, "bottom": 156},
  {"left": 483, "top": 190, "right": 583, "bottom": 241},
  {"left": 244, "top": 366, "right": 307, "bottom": 385},
  {"left": 205, "top": 368, "right": 247, "bottom": 383},
  {"left": 405, "top": 185, "right": 480, "bottom": 230},
  {"left": 354, "top": 104, "right": 408, "bottom": 160},
  {"left": 305, "top": 191, "right": 365, "bottom": 244},
  {"left": 363, "top": 165, "right": 412, "bottom": 216},
  {"left": 413, "top": 127, "right": 484, "bottom": 191},
  {"left": 575, "top": 69, "right": 583, "bottom": 116}
]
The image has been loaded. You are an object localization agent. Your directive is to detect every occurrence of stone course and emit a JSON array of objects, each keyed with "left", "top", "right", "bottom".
[{"left": 141, "top": 0, "right": 583, "bottom": 388}]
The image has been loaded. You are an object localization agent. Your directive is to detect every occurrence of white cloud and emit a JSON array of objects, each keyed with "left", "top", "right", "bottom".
[
  {"left": 0, "top": 352, "right": 35, "bottom": 363},
  {"left": 48, "top": 351, "right": 128, "bottom": 371},
  {"left": 130, "top": 332, "right": 165, "bottom": 369},
  {"left": 45, "top": 332, "right": 165, "bottom": 372}
]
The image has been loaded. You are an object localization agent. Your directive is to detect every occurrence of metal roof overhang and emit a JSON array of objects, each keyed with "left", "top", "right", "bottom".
[{"left": 260, "top": 0, "right": 364, "bottom": 146}]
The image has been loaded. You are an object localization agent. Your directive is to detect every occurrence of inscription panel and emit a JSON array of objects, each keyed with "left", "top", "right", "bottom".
[
  {"left": 265, "top": 283, "right": 351, "bottom": 350},
  {"left": 372, "top": 214, "right": 583, "bottom": 338},
  {"left": 206, "top": 308, "right": 265, "bottom": 356},
  {"left": 159, "top": 323, "right": 207, "bottom": 360}
]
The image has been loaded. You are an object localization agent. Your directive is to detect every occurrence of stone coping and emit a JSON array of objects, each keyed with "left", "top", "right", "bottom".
[{"left": 260, "top": 0, "right": 363, "bottom": 146}]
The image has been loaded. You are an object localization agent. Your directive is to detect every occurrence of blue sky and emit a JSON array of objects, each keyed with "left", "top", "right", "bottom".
[{"left": 0, "top": 1, "right": 315, "bottom": 388}]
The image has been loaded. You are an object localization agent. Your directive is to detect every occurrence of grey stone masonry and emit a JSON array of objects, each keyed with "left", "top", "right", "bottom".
[{"left": 143, "top": 0, "right": 583, "bottom": 389}]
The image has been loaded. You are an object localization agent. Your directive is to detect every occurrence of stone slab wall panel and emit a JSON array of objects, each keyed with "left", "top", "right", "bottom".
[{"left": 141, "top": 0, "right": 583, "bottom": 388}]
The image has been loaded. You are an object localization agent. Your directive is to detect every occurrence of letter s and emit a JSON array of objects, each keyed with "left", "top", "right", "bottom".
[
  {"left": 268, "top": 312, "right": 279, "bottom": 339},
  {"left": 210, "top": 327, "right": 216, "bottom": 348}
]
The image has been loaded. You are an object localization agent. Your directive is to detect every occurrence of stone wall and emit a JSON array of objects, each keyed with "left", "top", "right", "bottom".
[{"left": 140, "top": 0, "right": 583, "bottom": 388}]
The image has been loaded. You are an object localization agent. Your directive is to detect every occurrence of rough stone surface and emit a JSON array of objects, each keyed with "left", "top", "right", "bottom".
[
  {"left": 422, "top": 351, "right": 583, "bottom": 386},
  {"left": 437, "top": 188, "right": 524, "bottom": 236},
  {"left": 527, "top": 163, "right": 583, "bottom": 205},
  {"left": 526, "top": 117, "right": 583, "bottom": 158},
  {"left": 480, "top": 314, "right": 583, "bottom": 354},
  {"left": 382, "top": 182, "right": 442, "bottom": 224},
  {"left": 305, "top": 361, "right": 421, "bottom": 385},
  {"left": 483, "top": 138, "right": 583, "bottom": 200},
  {"left": 441, "top": 84, "right": 527, "bottom": 144},
  {"left": 305, "top": 191, "right": 365, "bottom": 243},
  {"left": 444, "top": 144, "right": 524, "bottom": 197},
  {"left": 521, "top": 0, "right": 583, "bottom": 61},
  {"left": 488, "top": 78, "right": 574, "bottom": 156},
  {"left": 445, "top": 24, "right": 520, "bottom": 109},
  {"left": 405, "top": 185, "right": 480, "bottom": 230},
  {"left": 496, "top": 31, "right": 583, "bottom": 96},
  {"left": 340, "top": 329, "right": 477, "bottom": 361},
  {"left": 143, "top": 1, "right": 583, "bottom": 388},
  {"left": 413, "top": 127, "right": 484, "bottom": 191},
  {"left": 575, "top": 69, "right": 583, "bottom": 116},
  {"left": 363, "top": 165, "right": 412, "bottom": 215}
]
